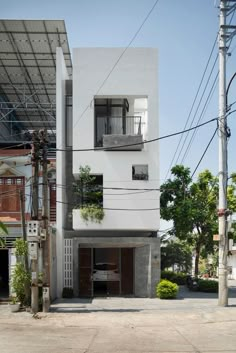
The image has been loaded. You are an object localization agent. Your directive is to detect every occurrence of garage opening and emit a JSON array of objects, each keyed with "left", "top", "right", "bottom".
[
  {"left": 93, "top": 248, "right": 120, "bottom": 296},
  {"left": 78, "top": 247, "right": 134, "bottom": 297},
  {"left": 0, "top": 249, "right": 9, "bottom": 298}
]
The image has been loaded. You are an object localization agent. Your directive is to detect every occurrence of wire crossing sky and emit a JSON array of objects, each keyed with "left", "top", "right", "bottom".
[{"left": 2, "top": 0, "right": 236, "bottom": 181}]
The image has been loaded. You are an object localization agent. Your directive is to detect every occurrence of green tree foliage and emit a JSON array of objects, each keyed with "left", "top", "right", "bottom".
[
  {"left": 0, "top": 221, "right": 8, "bottom": 248},
  {"left": 74, "top": 165, "right": 104, "bottom": 223},
  {"left": 161, "top": 240, "right": 192, "bottom": 273},
  {"left": 12, "top": 239, "right": 31, "bottom": 305},
  {"left": 11, "top": 263, "right": 30, "bottom": 305},
  {"left": 160, "top": 165, "right": 236, "bottom": 276}
]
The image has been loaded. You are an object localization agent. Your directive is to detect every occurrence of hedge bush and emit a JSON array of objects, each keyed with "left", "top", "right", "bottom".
[
  {"left": 161, "top": 271, "right": 187, "bottom": 285},
  {"left": 156, "top": 279, "right": 179, "bottom": 299},
  {"left": 62, "top": 287, "right": 74, "bottom": 298},
  {"left": 197, "top": 279, "right": 218, "bottom": 293}
]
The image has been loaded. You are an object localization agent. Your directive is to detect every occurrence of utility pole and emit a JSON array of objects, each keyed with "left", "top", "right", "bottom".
[
  {"left": 19, "top": 189, "right": 30, "bottom": 303},
  {"left": 31, "top": 130, "right": 40, "bottom": 313},
  {"left": 40, "top": 129, "right": 50, "bottom": 312},
  {"left": 218, "top": 0, "right": 236, "bottom": 306},
  {"left": 19, "top": 189, "right": 28, "bottom": 269}
]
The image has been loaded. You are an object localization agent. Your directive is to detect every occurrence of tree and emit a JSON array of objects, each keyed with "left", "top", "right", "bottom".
[
  {"left": 161, "top": 240, "right": 192, "bottom": 272},
  {"left": 74, "top": 165, "right": 104, "bottom": 223},
  {"left": 160, "top": 165, "right": 236, "bottom": 276},
  {"left": 0, "top": 221, "right": 8, "bottom": 248}
]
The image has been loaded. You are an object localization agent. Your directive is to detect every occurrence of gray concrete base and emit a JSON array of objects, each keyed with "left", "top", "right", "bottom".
[{"left": 73, "top": 237, "right": 160, "bottom": 298}]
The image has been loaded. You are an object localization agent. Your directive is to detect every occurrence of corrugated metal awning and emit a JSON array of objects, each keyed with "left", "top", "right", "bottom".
[{"left": 0, "top": 19, "right": 72, "bottom": 143}]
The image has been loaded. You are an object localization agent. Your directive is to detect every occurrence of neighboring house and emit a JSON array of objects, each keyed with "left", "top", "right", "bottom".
[
  {"left": 56, "top": 47, "right": 160, "bottom": 298},
  {"left": 0, "top": 147, "right": 57, "bottom": 298},
  {"left": 228, "top": 238, "right": 236, "bottom": 280},
  {"left": 0, "top": 148, "right": 31, "bottom": 298}
]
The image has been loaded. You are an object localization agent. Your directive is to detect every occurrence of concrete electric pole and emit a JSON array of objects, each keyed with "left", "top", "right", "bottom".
[
  {"left": 40, "top": 129, "right": 50, "bottom": 312},
  {"left": 31, "top": 130, "right": 40, "bottom": 313},
  {"left": 218, "top": 0, "right": 236, "bottom": 307}
]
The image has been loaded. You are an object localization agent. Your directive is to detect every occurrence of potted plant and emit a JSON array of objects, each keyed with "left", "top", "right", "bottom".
[{"left": 9, "top": 296, "right": 20, "bottom": 312}]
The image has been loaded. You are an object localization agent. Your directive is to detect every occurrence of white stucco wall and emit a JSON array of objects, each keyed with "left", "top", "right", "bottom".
[
  {"left": 228, "top": 248, "right": 236, "bottom": 280},
  {"left": 56, "top": 47, "right": 69, "bottom": 296},
  {"left": 72, "top": 48, "right": 159, "bottom": 231}
]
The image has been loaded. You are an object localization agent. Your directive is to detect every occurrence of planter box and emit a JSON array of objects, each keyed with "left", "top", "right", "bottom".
[{"left": 9, "top": 303, "right": 20, "bottom": 312}]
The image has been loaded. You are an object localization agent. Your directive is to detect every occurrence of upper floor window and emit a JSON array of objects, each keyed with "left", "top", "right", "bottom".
[
  {"left": 0, "top": 176, "right": 25, "bottom": 212},
  {"left": 94, "top": 97, "right": 147, "bottom": 148}
]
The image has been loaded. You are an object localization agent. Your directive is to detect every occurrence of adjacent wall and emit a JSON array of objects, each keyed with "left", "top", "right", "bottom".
[{"left": 56, "top": 47, "right": 69, "bottom": 297}]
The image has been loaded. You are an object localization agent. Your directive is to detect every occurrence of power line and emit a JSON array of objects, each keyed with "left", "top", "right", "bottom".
[
  {"left": 23, "top": 193, "right": 160, "bottom": 211},
  {"left": 180, "top": 71, "right": 219, "bottom": 163},
  {"left": 0, "top": 143, "right": 27, "bottom": 150},
  {"left": 191, "top": 127, "right": 218, "bottom": 178},
  {"left": 178, "top": 57, "right": 218, "bottom": 163},
  {"left": 179, "top": 9, "right": 236, "bottom": 166},
  {"left": 0, "top": 152, "right": 30, "bottom": 162},
  {"left": 63, "top": 0, "right": 161, "bottom": 145},
  {"left": 164, "top": 34, "right": 218, "bottom": 180},
  {"left": 54, "top": 116, "right": 218, "bottom": 152}
]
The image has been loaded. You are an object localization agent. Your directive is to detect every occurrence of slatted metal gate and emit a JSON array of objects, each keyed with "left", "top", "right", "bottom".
[{"left": 64, "top": 239, "right": 73, "bottom": 288}]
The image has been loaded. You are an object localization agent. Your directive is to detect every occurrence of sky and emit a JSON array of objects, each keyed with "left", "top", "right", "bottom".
[{"left": 2, "top": 0, "right": 236, "bottom": 229}]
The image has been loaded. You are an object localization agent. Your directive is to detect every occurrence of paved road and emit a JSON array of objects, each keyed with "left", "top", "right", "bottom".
[{"left": 0, "top": 285, "right": 236, "bottom": 353}]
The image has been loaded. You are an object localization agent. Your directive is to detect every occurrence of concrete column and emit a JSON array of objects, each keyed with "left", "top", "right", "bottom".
[{"left": 73, "top": 239, "right": 79, "bottom": 296}]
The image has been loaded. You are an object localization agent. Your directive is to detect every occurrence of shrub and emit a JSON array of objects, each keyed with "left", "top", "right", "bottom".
[
  {"left": 11, "top": 263, "right": 31, "bottom": 305},
  {"left": 156, "top": 279, "right": 179, "bottom": 299},
  {"left": 197, "top": 279, "right": 218, "bottom": 293},
  {"left": 161, "top": 271, "right": 187, "bottom": 285},
  {"left": 62, "top": 287, "right": 74, "bottom": 298}
]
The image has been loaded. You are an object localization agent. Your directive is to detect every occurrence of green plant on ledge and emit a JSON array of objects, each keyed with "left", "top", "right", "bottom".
[
  {"left": 74, "top": 165, "right": 104, "bottom": 223},
  {"left": 80, "top": 204, "right": 105, "bottom": 223}
]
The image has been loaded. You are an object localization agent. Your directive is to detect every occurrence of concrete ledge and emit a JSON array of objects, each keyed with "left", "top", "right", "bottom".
[{"left": 103, "top": 134, "right": 143, "bottom": 150}]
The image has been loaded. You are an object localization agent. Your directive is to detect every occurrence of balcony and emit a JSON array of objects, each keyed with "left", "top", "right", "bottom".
[
  {"left": 73, "top": 207, "right": 159, "bottom": 231},
  {"left": 95, "top": 116, "right": 144, "bottom": 151}
]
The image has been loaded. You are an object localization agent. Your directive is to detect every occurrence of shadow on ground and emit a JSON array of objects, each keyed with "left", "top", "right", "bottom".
[
  {"left": 50, "top": 307, "right": 141, "bottom": 313},
  {"left": 178, "top": 285, "right": 236, "bottom": 299}
]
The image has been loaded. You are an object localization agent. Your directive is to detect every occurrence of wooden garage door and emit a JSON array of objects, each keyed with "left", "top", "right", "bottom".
[
  {"left": 79, "top": 248, "right": 92, "bottom": 297},
  {"left": 121, "top": 248, "right": 134, "bottom": 295}
]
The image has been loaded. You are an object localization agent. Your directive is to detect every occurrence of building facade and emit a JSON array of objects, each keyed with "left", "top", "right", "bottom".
[
  {"left": 0, "top": 148, "right": 57, "bottom": 299},
  {"left": 56, "top": 47, "right": 160, "bottom": 298}
]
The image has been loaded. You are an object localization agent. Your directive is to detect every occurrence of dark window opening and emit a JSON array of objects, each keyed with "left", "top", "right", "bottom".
[
  {"left": 75, "top": 174, "right": 103, "bottom": 208},
  {"left": 132, "top": 165, "right": 148, "bottom": 180},
  {"left": 0, "top": 249, "right": 9, "bottom": 298},
  {"left": 95, "top": 98, "right": 143, "bottom": 147}
]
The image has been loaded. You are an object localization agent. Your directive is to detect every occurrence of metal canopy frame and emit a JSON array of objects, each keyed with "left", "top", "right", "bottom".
[{"left": 0, "top": 19, "right": 72, "bottom": 143}]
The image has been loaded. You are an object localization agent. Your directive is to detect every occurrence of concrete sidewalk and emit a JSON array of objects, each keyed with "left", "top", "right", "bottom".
[{"left": 0, "top": 285, "right": 236, "bottom": 353}]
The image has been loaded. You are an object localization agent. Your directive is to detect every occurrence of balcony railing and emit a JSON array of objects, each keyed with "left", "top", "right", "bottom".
[{"left": 95, "top": 116, "right": 144, "bottom": 150}]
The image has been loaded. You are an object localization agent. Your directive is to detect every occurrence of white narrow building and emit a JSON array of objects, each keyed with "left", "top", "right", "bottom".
[{"left": 56, "top": 47, "right": 160, "bottom": 298}]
